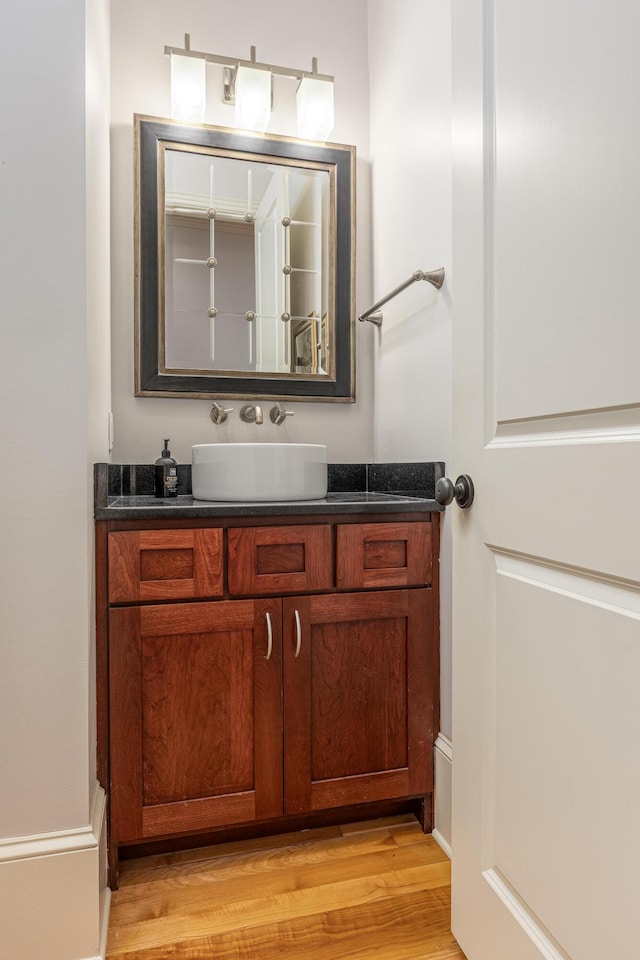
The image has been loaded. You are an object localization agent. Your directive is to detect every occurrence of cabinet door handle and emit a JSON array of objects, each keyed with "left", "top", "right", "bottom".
[
  {"left": 265, "top": 611, "right": 273, "bottom": 661},
  {"left": 294, "top": 609, "right": 302, "bottom": 658}
]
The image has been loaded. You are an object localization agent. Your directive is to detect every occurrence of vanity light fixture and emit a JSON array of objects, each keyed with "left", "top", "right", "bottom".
[
  {"left": 234, "top": 60, "right": 271, "bottom": 132},
  {"left": 164, "top": 35, "right": 335, "bottom": 139},
  {"left": 297, "top": 68, "right": 335, "bottom": 141},
  {"left": 169, "top": 38, "right": 206, "bottom": 122}
]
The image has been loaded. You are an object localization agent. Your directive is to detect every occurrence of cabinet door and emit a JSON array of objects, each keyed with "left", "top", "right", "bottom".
[
  {"left": 283, "top": 589, "right": 435, "bottom": 814},
  {"left": 109, "top": 598, "right": 282, "bottom": 843}
]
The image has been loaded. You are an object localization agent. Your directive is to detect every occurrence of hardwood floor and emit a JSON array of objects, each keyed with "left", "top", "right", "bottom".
[{"left": 106, "top": 814, "right": 467, "bottom": 960}]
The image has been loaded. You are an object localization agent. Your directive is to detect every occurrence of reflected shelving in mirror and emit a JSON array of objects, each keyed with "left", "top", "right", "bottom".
[{"left": 135, "top": 116, "right": 355, "bottom": 401}]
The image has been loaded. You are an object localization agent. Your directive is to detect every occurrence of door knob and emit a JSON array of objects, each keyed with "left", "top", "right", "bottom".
[{"left": 435, "top": 474, "right": 475, "bottom": 509}]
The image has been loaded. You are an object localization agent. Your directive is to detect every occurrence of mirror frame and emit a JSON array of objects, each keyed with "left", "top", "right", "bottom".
[{"left": 135, "top": 115, "right": 356, "bottom": 401}]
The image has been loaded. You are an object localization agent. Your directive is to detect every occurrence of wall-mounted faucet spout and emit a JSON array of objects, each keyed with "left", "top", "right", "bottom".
[{"left": 239, "top": 403, "right": 263, "bottom": 424}]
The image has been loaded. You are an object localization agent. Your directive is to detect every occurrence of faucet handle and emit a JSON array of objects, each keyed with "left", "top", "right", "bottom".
[
  {"left": 210, "top": 402, "right": 233, "bottom": 424},
  {"left": 270, "top": 402, "right": 295, "bottom": 426}
]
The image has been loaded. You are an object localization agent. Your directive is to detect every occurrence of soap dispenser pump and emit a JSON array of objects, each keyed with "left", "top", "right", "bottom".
[{"left": 154, "top": 439, "right": 178, "bottom": 498}]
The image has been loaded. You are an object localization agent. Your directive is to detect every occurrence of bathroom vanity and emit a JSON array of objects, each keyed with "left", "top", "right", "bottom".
[{"left": 95, "top": 464, "right": 442, "bottom": 886}]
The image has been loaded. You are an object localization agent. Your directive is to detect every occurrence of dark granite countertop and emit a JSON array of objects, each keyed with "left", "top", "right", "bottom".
[
  {"left": 94, "top": 461, "right": 444, "bottom": 520},
  {"left": 97, "top": 491, "right": 441, "bottom": 520}
]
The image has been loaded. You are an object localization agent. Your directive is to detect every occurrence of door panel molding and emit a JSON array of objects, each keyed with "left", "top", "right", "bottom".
[
  {"left": 490, "top": 555, "right": 640, "bottom": 957},
  {"left": 491, "top": 404, "right": 640, "bottom": 448},
  {"left": 492, "top": 548, "right": 640, "bottom": 611},
  {"left": 483, "top": 869, "right": 570, "bottom": 960}
]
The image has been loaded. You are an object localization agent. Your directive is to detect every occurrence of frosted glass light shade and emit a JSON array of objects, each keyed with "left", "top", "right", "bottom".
[
  {"left": 296, "top": 76, "right": 334, "bottom": 141},
  {"left": 235, "top": 65, "right": 271, "bottom": 132},
  {"left": 170, "top": 54, "right": 206, "bottom": 122}
]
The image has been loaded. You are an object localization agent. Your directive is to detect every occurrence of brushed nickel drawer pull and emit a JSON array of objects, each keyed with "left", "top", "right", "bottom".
[
  {"left": 265, "top": 611, "right": 273, "bottom": 661},
  {"left": 294, "top": 609, "right": 302, "bottom": 658}
]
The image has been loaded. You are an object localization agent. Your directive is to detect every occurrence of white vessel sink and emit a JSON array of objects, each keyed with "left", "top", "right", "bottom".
[{"left": 192, "top": 443, "right": 328, "bottom": 502}]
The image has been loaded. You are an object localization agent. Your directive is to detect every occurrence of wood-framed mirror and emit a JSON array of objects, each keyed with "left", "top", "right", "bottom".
[{"left": 135, "top": 115, "right": 355, "bottom": 401}]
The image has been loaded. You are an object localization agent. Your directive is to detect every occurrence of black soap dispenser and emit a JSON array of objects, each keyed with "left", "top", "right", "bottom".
[{"left": 154, "top": 439, "right": 178, "bottom": 498}]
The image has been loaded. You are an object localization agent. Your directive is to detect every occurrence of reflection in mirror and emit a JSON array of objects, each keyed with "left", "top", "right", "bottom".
[
  {"left": 135, "top": 116, "right": 355, "bottom": 401},
  {"left": 163, "top": 149, "right": 331, "bottom": 376}
]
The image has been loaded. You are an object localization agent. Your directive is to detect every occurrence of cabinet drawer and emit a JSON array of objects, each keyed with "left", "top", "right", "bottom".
[
  {"left": 228, "top": 525, "right": 333, "bottom": 596},
  {"left": 108, "top": 529, "right": 223, "bottom": 603},
  {"left": 336, "top": 522, "right": 432, "bottom": 589}
]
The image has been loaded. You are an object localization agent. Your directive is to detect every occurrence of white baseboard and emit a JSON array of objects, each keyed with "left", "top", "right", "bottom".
[
  {"left": 97, "top": 788, "right": 111, "bottom": 960},
  {"left": 432, "top": 827, "right": 452, "bottom": 860},
  {"left": 98, "top": 887, "right": 112, "bottom": 960},
  {"left": 0, "top": 783, "right": 109, "bottom": 960},
  {"left": 433, "top": 733, "right": 453, "bottom": 858}
]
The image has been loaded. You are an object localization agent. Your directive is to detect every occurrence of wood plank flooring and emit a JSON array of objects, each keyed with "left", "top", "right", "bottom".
[{"left": 107, "top": 814, "right": 467, "bottom": 960}]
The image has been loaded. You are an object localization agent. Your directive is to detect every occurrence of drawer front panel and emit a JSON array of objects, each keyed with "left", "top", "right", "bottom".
[
  {"left": 228, "top": 525, "right": 333, "bottom": 596},
  {"left": 108, "top": 529, "right": 224, "bottom": 602},
  {"left": 336, "top": 522, "right": 432, "bottom": 589}
]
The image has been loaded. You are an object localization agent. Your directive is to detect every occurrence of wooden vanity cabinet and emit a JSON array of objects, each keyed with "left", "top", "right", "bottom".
[{"left": 100, "top": 513, "right": 439, "bottom": 883}]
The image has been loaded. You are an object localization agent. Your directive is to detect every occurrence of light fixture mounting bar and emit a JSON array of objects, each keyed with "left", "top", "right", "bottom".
[{"left": 164, "top": 35, "right": 334, "bottom": 83}]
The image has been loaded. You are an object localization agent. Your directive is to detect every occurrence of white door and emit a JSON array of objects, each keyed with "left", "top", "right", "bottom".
[{"left": 450, "top": 2, "right": 640, "bottom": 958}]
